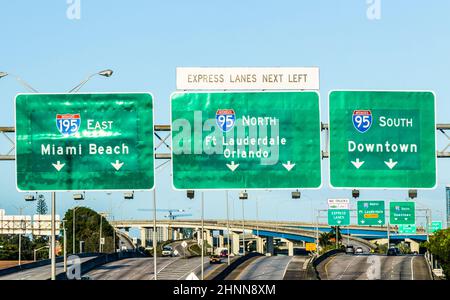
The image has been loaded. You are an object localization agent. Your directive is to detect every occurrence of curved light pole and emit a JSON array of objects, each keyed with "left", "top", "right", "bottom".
[
  {"left": 68, "top": 69, "right": 113, "bottom": 93},
  {"left": 0, "top": 72, "right": 38, "bottom": 92}
]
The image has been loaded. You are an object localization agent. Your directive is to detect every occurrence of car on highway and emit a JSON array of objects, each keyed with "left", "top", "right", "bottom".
[
  {"left": 345, "top": 245, "right": 355, "bottom": 254},
  {"left": 209, "top": 255, "right": 222, "bottom": 264},
  {"left": 387, "top": 248, "right": 397, "bottom": 256},
  {"left": 161, "top": 246, "right": 173, "bottom": 257},
  {"left": 355, "top": 247, "right": 364, "bottom": 254},
  {"left": 219, "top": 249, "right": 228, "bottom": 257}
]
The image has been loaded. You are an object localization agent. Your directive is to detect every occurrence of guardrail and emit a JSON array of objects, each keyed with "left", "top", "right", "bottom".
[
  {"left": 56, "top": 251, "right": 146, "bottom": 280},
  {"left": 311, "top": 249, "right": 345, "bottom": 280},
  {"left": 0, "top": 252, "right": 99, "bottom": 277},
  {"left": 210, "top": 252, "right": 263, "bottom": 280}
]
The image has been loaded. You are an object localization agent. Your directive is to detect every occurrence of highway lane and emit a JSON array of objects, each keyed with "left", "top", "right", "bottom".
[
  {"left": 318, "top": 253, "right": 432, "bottom": 280},
  {"left": 86, "top": 256, "right": 227, "bottom": 280},
  {"left": 236, "top": 256, "right": 293, "bottom": 280},
  {"left": 0, "top": 256, "right": 97, "bottom": 280},
  {"left": 85, "top": 257, "right": 178, "bottom": 280}
]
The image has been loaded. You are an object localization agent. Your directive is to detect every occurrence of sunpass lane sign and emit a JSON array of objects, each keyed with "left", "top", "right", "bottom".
[
  {"left": 329, "top": 91, "right": 437, "bottom": 189},
  {"left": 171, "top": 91, "right": 322, "bottom": 189},
  {"left": 15, "top": 93, "right": 154, "bottom": 191}
]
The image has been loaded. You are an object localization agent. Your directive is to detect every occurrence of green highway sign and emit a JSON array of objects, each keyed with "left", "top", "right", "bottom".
[
  {"left": 171, "top": 91, "right": 321, "bottom": 189},
  {"left": 15, "top": 93, "right": 154, "bottom": 191},
  {"left": 398, "top": 224, "right": 416, "bottom": 234},
  {"left": 357, "top": 200, "right": 385, "bottom": 226},
  {"left": 329, "top": 91, "right": 436, "bottom": 188},
  {"left": 390, "top": 202, "right": 415, "bottom": 225},
  {"left": 328, "top": 209, "right": 350, "bottom": 226},
  {"left": 430, "top": 221, "right": 442, "bottom": 233}
]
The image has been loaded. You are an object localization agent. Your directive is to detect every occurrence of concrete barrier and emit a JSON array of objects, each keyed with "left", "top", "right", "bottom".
[
  {"left": 311, "top": 249, "right": 345, "bottom": 280},
  {"left": 56, "top": 251, "right": 146, "bottom": 280},
  {"left": 210, "top": 252, "right": 263, "bottom": 280},
  {"left": 0, "top": 253, "right": 99, "bottom": 277}
]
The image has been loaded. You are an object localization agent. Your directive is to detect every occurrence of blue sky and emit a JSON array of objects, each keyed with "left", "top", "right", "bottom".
[{"left": 0, "top": 1, "right": 449, "bottom": 228}]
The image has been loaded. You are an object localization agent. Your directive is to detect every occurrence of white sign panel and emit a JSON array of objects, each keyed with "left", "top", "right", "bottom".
[
  {"left": 176, "top": 67, "right": 320, "bottom": 90},
  {"left": 33, "top": 215, "right": 61, "bottom": 236},
  {"left": 0, "top": 214, "right": 61, "bottom": 236},
  {"left": 328, "top": 199, "right": 350, "bottom": 210},
  {"left": 0, "top": 215, "right": 32, "bottom": 234}
]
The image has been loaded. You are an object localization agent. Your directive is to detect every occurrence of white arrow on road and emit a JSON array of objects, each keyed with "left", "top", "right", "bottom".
[
  {"left": 226, "top": 161, "right": 239, "bottom": 172},
  {"left": 282, "top": 161, "right": 296, "bottom": 171},
  {"left": 52, "top": 161, "right": 65, "bottom": 172},
  {"left": 186, "top": 272, "right": 199, "bottom": 280},
  {"left": 384, "top": 158, "right": 398, "bottom": 169},
  {"left": 111, "top": 160, "right": 124, "bottom": 171},
  {"left": 351, "top": 158, "right": 365, "bottom": 169}
]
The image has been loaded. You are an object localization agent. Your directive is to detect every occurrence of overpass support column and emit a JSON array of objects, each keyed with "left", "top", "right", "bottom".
[
  {"left": 266, "top": 236, "right": 274, "bottom": 256},
  {"left": 161, "top": 227, "right": 169, "bottom": 241},
  {"left": 140, "top": 227, "right": 147, "bottom": 248},
  {"left": 255, "top": 236, "right": 264, "bottom": 254},
  {"left": 173, "top": 229, "right": 180, "bottom": 241},
  {"left": 286, "top": 240, "right": 294, "bottom": 256},
  {"left": 206, "top": 230, "right": 214, "bottom": 248},
  {"left": 218, "top": 231, "right": 225, "bottom": 248},
  {"left": 231, "top": 232, "right": 240, "bottom": 255}
]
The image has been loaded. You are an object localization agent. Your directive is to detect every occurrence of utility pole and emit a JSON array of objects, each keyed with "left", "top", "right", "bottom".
[
  {"left": 63, "top": 221, "right": 67, "bottom": 273},
  {"left": 242, "top": 199, "right": 245, "bottom": 256},
  {"left": 153, "top": 188, "right": 157, "bottom": 280},
  {"left": 226, "top": 191, "right": 231, "bottom": 266},
  {"left": 51, "top": 192, "right": 56, "bottom": 280},
  {"left": 99, "top": 214, "right": 103, "bottom": 253},
  {"left": 201, "top": 192, "right": 205, "bottom": 280}
]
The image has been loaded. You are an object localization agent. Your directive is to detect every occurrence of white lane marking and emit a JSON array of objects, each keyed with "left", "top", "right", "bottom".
[
  {"left": 149, "top": 258, "right": 179, "bottom": 280},
  {"left": 281, "top": 257, "right": 294, "bottom": 279},
  {"left": 236, "top": 256, "right": 265, "bottom": 280},
  {"left": 410, "top": 256, "right": 415, "bottom": 280},
  {"left": 337, "top": 256, "right": 360, "bottom": 280}
]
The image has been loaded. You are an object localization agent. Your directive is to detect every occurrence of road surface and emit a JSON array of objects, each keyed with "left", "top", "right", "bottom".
[
  {"left": 85, "top": 257, "right": 177, "bottom": 280},
  {"left": 85, "top": 256, "right": 227, "bottom": 280},
  {"left": 317, "top": 253, "right": 432, "bottom": 280},
  {"left": 0, "top": 256, "right": 97, "bottom": 280},
  {"left": 235, "top": 256, "right": 293, "bottom": 280}
]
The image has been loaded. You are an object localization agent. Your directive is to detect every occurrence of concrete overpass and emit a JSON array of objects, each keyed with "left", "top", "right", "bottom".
[{"left": 111, "top": 219, "right": 380, "bottom": 256}]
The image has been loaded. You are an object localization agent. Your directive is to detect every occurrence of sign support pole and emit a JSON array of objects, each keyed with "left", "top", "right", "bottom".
[
  {"left": 387, "top": 222, "right": 390, "bottom": 252},
  {"left": 51, "top": 191, "right": 56, "bottom": 280},
  {"left": 153, "top": 188, "right": 157, "bottom": 280},
  {"left": 226, "top": 191, "right": 230, "bottom": 266},
  {"left": 201, "top": 191, "right": 204, "bottom": 280}
]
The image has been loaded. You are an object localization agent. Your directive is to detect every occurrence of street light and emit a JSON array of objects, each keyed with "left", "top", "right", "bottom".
[
  {"left": 72, "top": 206, "right": 82, "bottom": 254},
  {"left": 124, "top": 191, "right": 134, "bottom": 200},
  {"left": 0, "top": 72, "right": 39, "bottom": 92},
  {"left": 292, "top": 190, "right": 301, "bottom": 199},
  {"left": 408, "top": 189, "right": 418, "bottom": 199},
  {"left": 24, "top": 193, "right": 37, "bottom": 202},
  {"left": 68, "top": 69, "right": 114, "bottom": 93},
  {"left": 352, "top": 189, "right": 360, "bottom": 199},
  {"left": 187, "top": 190, "right": 195, "bottom": 199},
  {"left": 73, "top": 192, "right": 85, "bottom": 201}
]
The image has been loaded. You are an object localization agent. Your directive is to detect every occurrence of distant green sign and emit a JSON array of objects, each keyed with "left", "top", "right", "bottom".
[
  {"left": 430, "top": 221, "right": 442, "bottom": 233},
  {"left": 328, "top": 209, "right": 350, "bottom": 226},
  {"left": 398, "top": 224, "right": 416, "bottom": 234},
  {"left": 329, "top": 91, "right": 436, "bottom": 188},
  {"left": 390, "top": 202, "right": 415, "bottom": 225},
  {"left": 171, "top": 91, "right": 322, "bottom": 189},
  {"left": 15, "top": 93, "right": 154, "bottom": 191},
  {"left": 357, "top": 200, "right": 385, "bottom": 226}
]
